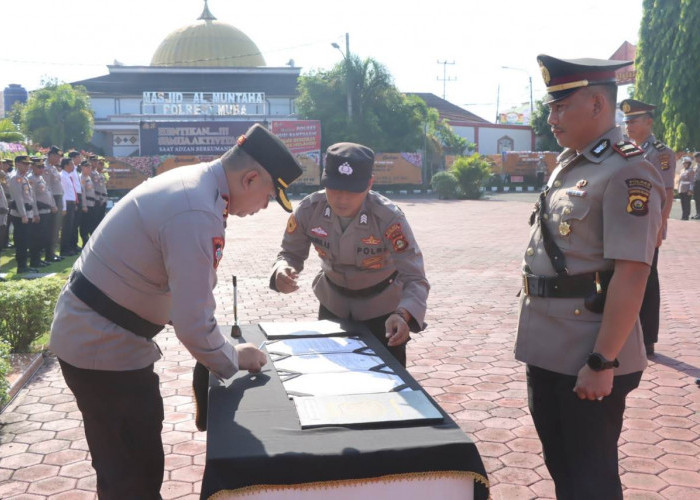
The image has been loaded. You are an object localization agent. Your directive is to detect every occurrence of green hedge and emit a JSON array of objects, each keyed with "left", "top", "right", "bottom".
[
  {"left": 0, "top": 340, "right": 10, "bottom": 406},
  {"left": 0, "top": 276, "right": 64, "bottom": 353}
]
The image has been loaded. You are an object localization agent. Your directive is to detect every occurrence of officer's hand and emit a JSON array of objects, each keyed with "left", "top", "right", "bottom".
[
  {"left": 32, "top": 216, "right": 40, "bottom": 223},
  {"left": 573, "top": 364, "right": 613, "bottom": 401},
  {"left": 275, "top": 266, "right": 299, "bottom": 293},
  {"left": 235, "top": 343, "right": 267, "bottom": 373},
  {"left": 51, "top": 207, "right": 57, "bottom": 213},
  {"left": 21, "top": 216, "right": 28, "bottom": 224},
  {"left": 656, "top": 223, "right": 665, "bottom": 247},
  {"left": 385, "top": 314, "right": 410, "bottom": 347}
]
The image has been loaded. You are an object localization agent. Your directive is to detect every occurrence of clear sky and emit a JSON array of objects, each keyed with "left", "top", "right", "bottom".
[{"left": 2, "top": 0, "right": 643, "bottom": 123}]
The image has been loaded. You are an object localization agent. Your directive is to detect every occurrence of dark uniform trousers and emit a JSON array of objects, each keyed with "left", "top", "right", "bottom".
[
  {"left": 29, "top": 214, "right": 51, "bottom": 267},
  {"left": 639, "top": 248, "right": 660, "bottom": 346},
  {"left": 9, "top": 216, "right": 30, "bottom": 269},
  {"left": 51, "top": 194, "right": 63, "bottom": 258},
  {"left": 527, "top": 365, "right": 642, "bottom": 500},
  {"left": 319, "top": 304, "right": 407, "bottom": 367},
  {"left": 694, "top": 180, "right": 700, "bottom": 216},
  {"left": 58, "top": 359, "right": 164, "bottom": 500},
  {"left": 79, "top": 206, "right": 98, "bottom": 245},
  {"left": 60, "top": 201, "right": 76, "bottom": 254}
]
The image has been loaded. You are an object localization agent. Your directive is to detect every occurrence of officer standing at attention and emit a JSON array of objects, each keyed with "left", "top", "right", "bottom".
[
  {"left": 0, "top": 160, "right": 7, "bottom": 279},
  {"left": 27, "top": 156, "right": 57, "bottom": 268},
  {"left": 270, "top": 143, "right": 429, "bottom": 366},
  {"left": 677, "top": 157, "right": 695, "bottom": 220},
  {"left": 0, "top": 159, "right": 13, "bottom": 258},
  {"left": 59, "top": 157, "right": 79, "bottom": 257},
  {"left": 67, "top": 151, "right": 83, "bottom": 253},
  {"left": 92, "top": 156, "right": 108, "bottom": 226},
  {"left": 49, "top": 124, "right": 302, "bottom": 499},
  {"left": 619, "top": 99, "right": 674, "bottom": 356},
  {"left": 515, "top": 55, "right": 664, "bottom": 500},
  {"left": 79, "top": 159, "right": 96, "bottom": 243},
  {"left": 44, "top": 146, "right": 65, "bottom": 262},
  {"left": 7, "top": 156, "right": 40, "bottom": 273}
]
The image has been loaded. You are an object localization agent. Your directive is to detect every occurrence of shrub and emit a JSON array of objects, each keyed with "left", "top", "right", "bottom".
[
  {"left": 450, "top": 154, "right": 492, "bottom": 199},
  {"left": 430, "top": 170, "right": 459, "bottom": 199},
  {"left": 0, "top": 276, "right": 64, "bottom": 353},
  {"left": 0, "top": 340, "right": 10, "bottom": 406}
]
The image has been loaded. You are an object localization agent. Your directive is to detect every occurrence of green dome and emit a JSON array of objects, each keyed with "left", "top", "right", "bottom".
[{"left": 150, "top": 2, "right": 265, "bottom": 67}]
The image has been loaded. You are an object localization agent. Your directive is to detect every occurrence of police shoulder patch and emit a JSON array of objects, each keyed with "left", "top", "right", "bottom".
[
  {"left": 625, "top": 178, "right": 652, "bottom": 217},
  {"left": 286, "top": 214, "right": 297, "bottom": 233},
  {"left": 212, "top": 237, "right": 225, "bottom": 269},
  {"left": 613, "top": 141, "right": 644, "bottom": 159},
  {"left": 659, "top": 152, "right": 671, "bottom": 171}
]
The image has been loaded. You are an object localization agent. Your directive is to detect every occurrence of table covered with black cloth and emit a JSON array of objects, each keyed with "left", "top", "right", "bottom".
[{"left": 200, "top": 323, "right": 489, "bottom": 500}]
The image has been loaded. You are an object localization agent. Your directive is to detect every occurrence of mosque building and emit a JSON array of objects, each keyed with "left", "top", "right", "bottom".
[{"left": 73, "top": 0, "right": 302, "bottom": 158}]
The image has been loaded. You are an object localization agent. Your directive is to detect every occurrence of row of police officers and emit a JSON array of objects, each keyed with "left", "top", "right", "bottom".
[{"left": 0, "top": 148, "right": 108, "bottom": 274}]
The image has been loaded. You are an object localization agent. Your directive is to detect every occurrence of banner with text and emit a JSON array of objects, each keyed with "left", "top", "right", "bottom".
[
  {"left": 140, "top": 121, "right": 255, "bottom": 156},
  {"left": 271, "top": 120, "right": 322, "bottom": 185},
  {"left": 372, "top": 153, "right": 423, "bottom": 185}
]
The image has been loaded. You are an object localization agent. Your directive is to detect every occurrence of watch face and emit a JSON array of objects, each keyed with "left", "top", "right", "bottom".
[{"left": 588, "top": 353, "right": 603, "bottom": 370}]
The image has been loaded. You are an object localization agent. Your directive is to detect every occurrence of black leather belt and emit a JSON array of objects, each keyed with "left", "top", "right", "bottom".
[
  {"left": 69, "top": 270, "right": 165, "bottom": 339},
  {"left": 37, "top": 201, "right": 52, "bottom": 209},
  {"left": 522, "top": 271, "right": 613, "bottom": 298},
  {"left": 9, "top": 202, "right": 32, "bottom": 210},
  {"left": 325, "top": 270, "right": 399, "bottom": 298}
]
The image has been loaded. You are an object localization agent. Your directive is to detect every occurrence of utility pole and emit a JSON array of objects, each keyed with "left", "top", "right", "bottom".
[
  {"left": 436, "top": 60, "right": 456, "bottom": 100},
  {"left": 331, "top": 33, "right": 352, "bottom": 119}
]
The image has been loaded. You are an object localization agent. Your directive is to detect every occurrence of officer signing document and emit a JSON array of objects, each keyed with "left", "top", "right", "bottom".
[{"left": 49, "top": 124, "right": 302, "bottom": 499}]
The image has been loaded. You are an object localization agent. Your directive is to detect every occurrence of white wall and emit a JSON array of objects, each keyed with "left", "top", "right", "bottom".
[{"left": 477, "top": 127, "right": 533, "bottom": 155}]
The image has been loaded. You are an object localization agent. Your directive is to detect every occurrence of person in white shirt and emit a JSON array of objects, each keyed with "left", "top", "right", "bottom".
[{"left": 60, "top": 158, "right": 79, "bottom": 256}]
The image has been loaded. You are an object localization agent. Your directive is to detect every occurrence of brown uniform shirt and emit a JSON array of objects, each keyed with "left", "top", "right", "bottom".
[
  {"left": 50, "top": 160, "right": 238, "bottom": 378},
  {"left": 7, "top": 171, "right": 38, "bottom": 219},
  {"left": 515, "top": 127, "right": 664, "bottom": 376},
  {"left": 27, "top": 171, "right": 57, "bottom": 214},
  {"left": 272, "top": 190, "right": 429, "bottom": 327}
]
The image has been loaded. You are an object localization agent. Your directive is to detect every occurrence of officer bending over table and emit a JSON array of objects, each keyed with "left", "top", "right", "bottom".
[
  {"left": 270, "top": 142, "right": 430, "bottom": 366},
  {"left": 50, "top": 124, "right": 302, "bottom": 499},
  {"left": 515, "top": 55, "right": 664, "bottom": 499}
]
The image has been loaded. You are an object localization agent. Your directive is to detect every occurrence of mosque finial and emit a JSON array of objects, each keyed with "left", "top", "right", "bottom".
[{"left": 198, "top": 0, "right": 216, "bottom": 21}]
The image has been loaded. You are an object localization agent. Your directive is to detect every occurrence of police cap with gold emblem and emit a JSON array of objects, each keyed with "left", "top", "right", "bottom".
[
  {"left": 322, "top": 142, "right": 375, "bottom": 193},
  {"left": 14, "top": 155, "right": 31, "bottom": 165},
  {"left": 537, "top": 54, "right": 630, "bottom": 103},
  {"left": 235, "top": 123, "right": 303, "bottom": 213},
  {"left": 30, "top": 156, "right": 44, "bottom": 165},
  {"left": 619, "top": 99, "right": 656, "bottom": 121},
  {"left": 48, "top": 146, "right": 62, "bottom": 156}
]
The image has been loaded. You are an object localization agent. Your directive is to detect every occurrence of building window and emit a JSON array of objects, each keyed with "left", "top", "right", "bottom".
[{"left": 497, "top": 135, "right": 514, "bottom": 153}]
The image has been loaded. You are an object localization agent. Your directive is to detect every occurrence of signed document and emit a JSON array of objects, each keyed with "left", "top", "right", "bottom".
[
  {"left": 259, "top": 320, "right": 348, "bottom": 338},
  {"left": 265, "top": 336, "right": 369, "bottom": 356},
  {"left": 294, "top": 390, "right": 444, "bottom": 428},
  {"left": 274, "top": 352, "right": 386, "bottom": 374},
  {"left": 281, "top": 371, "right": 408, "bottom": 397}
]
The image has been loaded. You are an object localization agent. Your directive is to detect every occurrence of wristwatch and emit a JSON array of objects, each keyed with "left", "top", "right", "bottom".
[
  {"left": 394, "top": 308, "right": 411, "bottom": 323},
  {"left": 586, "top": 352, "right": 619, "bottom": 371}
]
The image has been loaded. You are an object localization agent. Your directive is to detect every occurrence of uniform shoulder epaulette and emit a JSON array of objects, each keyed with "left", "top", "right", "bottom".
[
  {"left": 613, "top": 141, "right": 644, "bottom": 159},
  {"left": 653, "top": 140, "right": 666, "bottom": 151}
]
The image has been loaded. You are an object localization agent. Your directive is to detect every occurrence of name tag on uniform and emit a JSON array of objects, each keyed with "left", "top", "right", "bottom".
[{"left": 566, "top": 189, "right": 586, "bottom": 197}]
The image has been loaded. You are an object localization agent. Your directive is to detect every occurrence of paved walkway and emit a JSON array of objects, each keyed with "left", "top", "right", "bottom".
[{"left": 1, "top": 195, "right": 698, "bottom": 499}]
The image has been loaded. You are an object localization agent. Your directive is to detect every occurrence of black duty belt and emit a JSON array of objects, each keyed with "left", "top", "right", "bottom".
[
  {"left": 9, "top": 201, "right": 32, "bottom": 210},
  {"left": 69, "top": 270, "right": 165, "bottom": 340},
  {"left": 325, "top": 270, "right": 399, "bottom": 298},
  {"left": 522, "top": 270, "right": 613, "bottom": 298},
  {"left": 86, "top": 196, "right": 95, "bottom": 201},
  {"left": 37, "top": 201, "right": 52, "bottom": 210}
]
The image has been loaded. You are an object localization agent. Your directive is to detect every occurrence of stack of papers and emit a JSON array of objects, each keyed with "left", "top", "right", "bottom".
[{"left": 259, "top": 320, "right": 348, "bottom": 338}]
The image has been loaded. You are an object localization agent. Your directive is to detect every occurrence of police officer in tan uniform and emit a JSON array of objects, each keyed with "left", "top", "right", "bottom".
[
  {"left": 28, "top": 156, "right": 57, "bottom": 268},
  {"left": 620, "top": 99, "right": 675, "bottom": 356},
  {"left": 79, "top": 159, "right": 97, "bottom": 243},
  {"left": 7, "top": 155, "right": 40, "bottom": 273},
  {"left": 50, "top": 124, "right": 302, "bottom": 499},
  {"left": 515, "top": 55, "right": 664, "bottom": 499},
  {"left": 271, "top": 143, "right": 430, "bottom": 366},
  {"left": 0, "top": 161, "right": 8, "bottom": 278},
  {"left": 92, "top": 156, "right": 108, "bottom": 226},
  {"left": 677, "top": 157, "right": 695, "bottom": 220},
  {"left": 44, "top": 146, "right": 64, "bottom": 262},
  {"left": 0, "top": 159, "right": 13, "bottom": 260}
]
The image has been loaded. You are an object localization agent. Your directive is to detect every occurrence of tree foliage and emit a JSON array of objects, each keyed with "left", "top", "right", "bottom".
[
  {"left": 450, "top": 154, "right": 492, "bottom": 199},
  {"left": 0, "top": 118, "right": 24, "bottom": 143},
  {"left": 530, "top": 98, "right": 561, "bottom": 152},
  {"left": 636, "top": 0, "right": 698, "bottom": 150},
  {"left": 297, "top": 56, "right": 466, "bottom": 157},
  {"left": 20, "top": 80, "right": 94, "bottom": 149}
]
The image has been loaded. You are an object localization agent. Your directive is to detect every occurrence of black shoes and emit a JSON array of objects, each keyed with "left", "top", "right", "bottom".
[{"left": 17, "top": 267, "right": 39, "bottom": 274}]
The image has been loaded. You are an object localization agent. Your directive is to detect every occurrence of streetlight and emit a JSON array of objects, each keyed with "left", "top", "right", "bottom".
[
  {"left": 331, "top": 33, "right": 352, "bottom": 119},
  {"left": 501, "top": 65, "right": 533, "bottom": 119}
]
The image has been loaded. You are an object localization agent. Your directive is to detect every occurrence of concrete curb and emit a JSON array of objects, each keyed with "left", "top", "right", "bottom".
[{"left": 3, "top": 351, "right": 45, "bottom": 410}]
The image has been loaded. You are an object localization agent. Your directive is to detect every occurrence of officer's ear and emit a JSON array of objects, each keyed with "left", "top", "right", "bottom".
[
  {"left": 240, "top": 169, "right": 260, "bottom": 191},
  {"left": 367, "top": 176, "right": 375, "bottom": 191}
]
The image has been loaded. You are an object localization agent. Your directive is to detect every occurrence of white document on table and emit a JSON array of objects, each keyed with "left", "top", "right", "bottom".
[
  {"left": 280, "top": 371, "right": 408, "bottom": 397},
  {"left": 259, "top": 320, "right": 348, "bottom": 338},
  {"left": 273, "top": 352, "right": 387, "bottom": 374},
  {"left": 294, "top": 389, "right": 444, "bottom": 428},
  {"left": 265, "top": 336, "right": 369, "bottom": 356}
]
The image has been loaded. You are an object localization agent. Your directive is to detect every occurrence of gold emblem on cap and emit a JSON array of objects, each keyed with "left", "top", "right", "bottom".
[
  {"left": 539, "top": 61, "right": 551, "bottom": 85},
  {"left": 622, "top": 102, "right": 631, "bottom": 113},
  {"left": 559, "top": 221, "right": 571, "bottom": 236}
]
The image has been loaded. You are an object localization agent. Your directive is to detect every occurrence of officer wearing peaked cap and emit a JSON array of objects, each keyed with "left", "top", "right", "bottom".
[
  {"left": 45, "top": 146, "right": 64, "bottom": 262},
  {"left": 8, "top": 156, "right": 40, "bottom": 273},
  {"left": 50, "top": 123, "right": 302, "bottom": 498},
  {"left": 620, "top": 98, "right": 675, "bottom": 357},
  {"left": 270, "top": 142, "right": 430, "bottom": 367},
  {"left": 515, "top": 55, "right": 664, "bottom": 499}
]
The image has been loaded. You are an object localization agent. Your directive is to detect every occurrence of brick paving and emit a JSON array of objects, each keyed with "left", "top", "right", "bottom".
[{"left": 1, "top": 194, "right": 698, "bottom": 499}]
